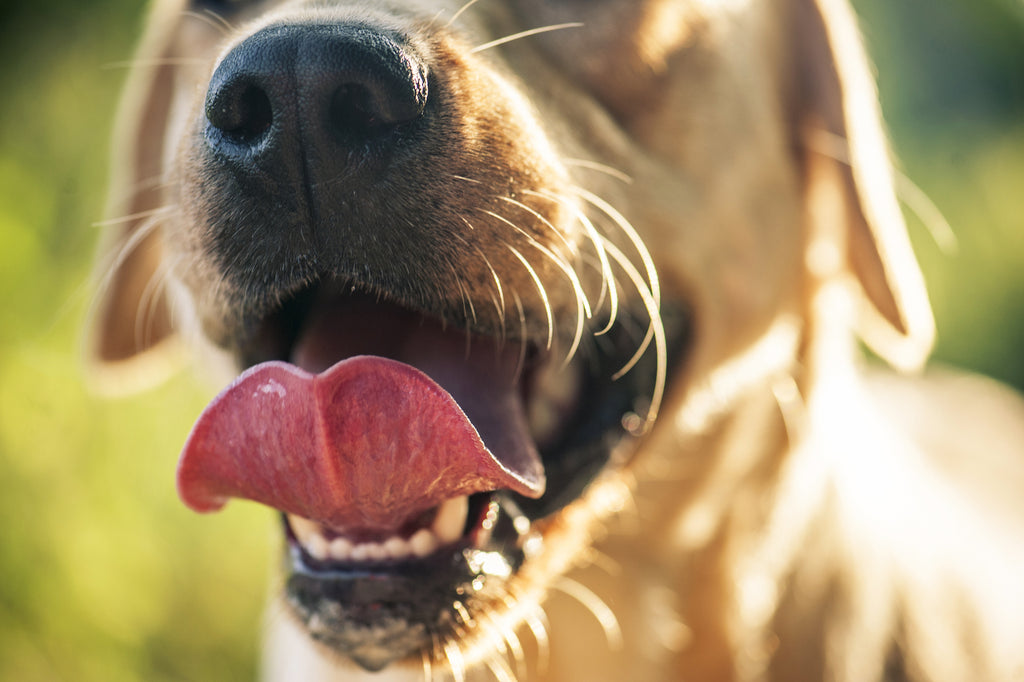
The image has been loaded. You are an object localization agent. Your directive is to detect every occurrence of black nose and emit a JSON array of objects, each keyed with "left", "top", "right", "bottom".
[{"left": 204, "top": 23, "right": 428, "bottom": 162}]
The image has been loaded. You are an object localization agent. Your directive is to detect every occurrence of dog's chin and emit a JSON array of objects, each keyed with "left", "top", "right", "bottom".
[{"left": 211, "top": 277, "right": 687, "bottom": 670}]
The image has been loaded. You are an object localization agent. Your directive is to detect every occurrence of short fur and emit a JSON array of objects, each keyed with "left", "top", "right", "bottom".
[{"left": 92, "top": 0, "right": 1024, "bottom": 680}]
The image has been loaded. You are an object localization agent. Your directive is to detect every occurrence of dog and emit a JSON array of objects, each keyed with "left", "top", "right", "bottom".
[{"left": 89, "top": 0, "right": 1024, "bottom": 679}]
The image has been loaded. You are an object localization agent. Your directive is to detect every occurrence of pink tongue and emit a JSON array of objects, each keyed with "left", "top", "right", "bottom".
[{"left": 177, "top": 356, "right": 545, "bottom": 530}]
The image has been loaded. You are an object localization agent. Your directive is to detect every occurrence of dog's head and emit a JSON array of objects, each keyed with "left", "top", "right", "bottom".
[{"left": 91, "top": 0, "right": 933, "bottom": 674}]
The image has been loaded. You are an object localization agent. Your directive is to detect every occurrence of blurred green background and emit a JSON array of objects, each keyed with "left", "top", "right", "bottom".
[{"left": 0, "top": 1, "right": 1021, "bottom": 680}]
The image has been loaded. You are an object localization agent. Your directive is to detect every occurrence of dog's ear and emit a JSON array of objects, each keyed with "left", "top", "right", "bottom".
[
  {"left": 794, "top": 0, "right": 935, "bottom": 371},
  {"left": 88, "top": 7, "right": 184, "bottom": 393}
]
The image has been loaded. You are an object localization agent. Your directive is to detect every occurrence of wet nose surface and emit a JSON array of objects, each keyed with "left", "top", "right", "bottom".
[{"left": 204, "top": 23, "right": 429, "bottom": 169}]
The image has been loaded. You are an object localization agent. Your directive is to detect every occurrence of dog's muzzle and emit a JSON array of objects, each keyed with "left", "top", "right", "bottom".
[{"left": 173, "top": 18, "right": 679, "bottom": 672}]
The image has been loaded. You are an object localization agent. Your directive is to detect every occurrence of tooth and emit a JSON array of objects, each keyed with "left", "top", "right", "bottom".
[
  {"left": 289, "top": 515, "right": 320, "bottom": 544},
  {"left": 306, "top": 533, "right": 329, "bottom": 561},
  {"left": 432, "top": 496, "right": 469, "bottom": 545},
  {"left": 384, "top": 536, "right": 410, "bottom": 559},
  {"left": 410, "top": 529, "right": 438, "bottom": 557},
  {"left": 364, "top": 542, "right": 388, "bottom": 561},
  {"left": 329, "top": 537, "right": 353, "bottom": 561}
]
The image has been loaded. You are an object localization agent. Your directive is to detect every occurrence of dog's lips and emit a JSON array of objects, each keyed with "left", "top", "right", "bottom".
[{"left": 176, "top": 355, "right": 545, "bottom": 531}]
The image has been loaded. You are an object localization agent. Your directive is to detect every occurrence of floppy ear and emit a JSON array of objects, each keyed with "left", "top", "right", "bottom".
[
  {"left": 88, "top": 5, "right": 184, "bottom": 393},
  {"left": 794, "top": 0, "right": 935, "bottom": 371}
]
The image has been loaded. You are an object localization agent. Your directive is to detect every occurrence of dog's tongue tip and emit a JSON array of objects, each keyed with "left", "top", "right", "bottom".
[{"left": 177, "top": 356, "right": 544, "bottom": 527}]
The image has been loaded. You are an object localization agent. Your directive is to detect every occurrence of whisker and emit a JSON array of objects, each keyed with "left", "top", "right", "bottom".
[
  {"left": 497, "top": 616, "right": 526, "bottom": 679},
  {"left": 522, "top": 606, "right": 551, "bottom": 678},
  {"left": 102, "top": 57, "right": 207, "bottom": 70},
  {"left": 446, "top": 0, "right": 485, "bottom": 29},
  {"left": 485, "top": 208, "right": 587, "bottom": 365},
  {"left": 182, "top": 9, "right": 234, "bottom": 35},
  {"left": 806, "top": 128, "right": 957, "bottom": 253},
  {"left": 471, "top": 23, "right": 584, "bottom": 54},
  {"left": 771, "top": 372, "right": 806, "bottom": 448},
  {"left": 552, "top": 576, "right": 624, "bottom": 651},
  {"left": 476, "top": 246, "right": 509, "bottom": 339},
  {"left": 575, "top": 187, "right": 661, "bottom": 307},
  {"left": 526, "top": 188, "right": 617, "bottom": 335},
  {"left": 456, "top": 222, "right": 509, "bottom": 340},
  {"left": 510, "top": 291, "right": 528, "bottom": 382},
  {"left": 421, "top": 647, "right": 434, "bottom": 682},
  {"left": 499, "top": 195, "right": 579, "bottom": 259},
  {"left": 444, "top": 639, "right": 467, "bottom": 682},
  {"left": 600, "top": 237, "right": 667, "bottom": 426},
  {"left": 506, "top": 245, "right": 554, "bottom": 352},
  {"left": 92, "top": 205, "right": 173, "bottom": 228},
  {"left": 564, "top": 158, "right": 634, "bottom": 185},
  {"left": 453, "top": 599, "right": 475, "bottom": 629},
  {"left": 581, "top": 546, "right": 623, "bottom": 577},
  {"left": 93, "top": 212, "right": 165, "bottom": 308},
  {"left": 107, "top": 174, "right": 175, "bottom": 209},
  {"left": 429, "top": 633, "right": 445, "bottom": 682},
  {"left": 453, "top": 275, "right": 476, "bottom": 359},
  {"left": 485, "top": 655, "right": 518, "bottom": 682},
  {"left": 135, "top": 255, "right": 172, "bottom": 353}
]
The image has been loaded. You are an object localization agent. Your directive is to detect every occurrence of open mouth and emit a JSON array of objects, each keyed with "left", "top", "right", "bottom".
[{"left": 175, "top": 278, "right": 675, "bottom": 669}]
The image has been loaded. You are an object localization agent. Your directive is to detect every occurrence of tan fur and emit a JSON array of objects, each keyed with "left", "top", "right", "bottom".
[{"left": 92, "top": 0, "right": 1024, "bottom": 680}]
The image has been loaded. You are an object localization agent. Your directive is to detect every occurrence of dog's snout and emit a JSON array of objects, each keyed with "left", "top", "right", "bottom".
[{"left": 204, "top": 24, "right": 428, "bottom": 155}]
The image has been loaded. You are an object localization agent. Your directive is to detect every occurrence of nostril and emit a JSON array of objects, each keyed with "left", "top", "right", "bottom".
[
  {"left": 206, "top": 80, "right": 273, "bottom": 143},
  {"left": 328, "top": 84, "right": 389, "bottom": 139}
]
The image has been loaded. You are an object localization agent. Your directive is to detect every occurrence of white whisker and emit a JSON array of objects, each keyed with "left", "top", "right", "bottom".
[
  {"left": 471, "top": 23, "right": 584, "bottom": 54},
  {"left": 523, "top": 606, "right": 551, "bottom": 678},
  {"left": 806, "top": 129, "right": 957, "bottom": 254},
  {"left": 93, "top": 212, "right": 165, "bottom": 310},
  {"left": 421, "top": 647, "right": 434, "bottom": 682},
  {"left": 499, "top": 196, "right": 578, "bottom": 259},
  {"left": 182, "top": 9, "right": 234, "bottom": 35},
  {"left": 456, "top": 223, "right": 509, "bottom": 338},
  {"left": 476, "top": 246, "right": 508, "bottom": 336},
  {"left": 485, "top": 654, "right": 518, "bottom": 682},
  {"left": 600, "top": 237, "right": 667, "bottom": 426},
  {"left": 444, "top": 639, "right": 467, "bottom": 682},
  {"left": 446, "top": 0, "right": 485, "bottom": 28},
  {"left": 102, "top": 57, "right": 207, "bottom": 70},
  {"left": 565, "top": 158, "right": 634, "bottom": 185},
  {"left": 575, "top": 187, "right": 661, "bottom": 307},
  {"left": 527, "top": 188, "right": 617, "bottom": 335},
  {"left": 498, "top": 618, "right": 526, "bottom": 679},
  {"left": 510, "top": 291, "right": 528, "bottom": 381},
  {"left": 552, "top": 576, "right": 623, "bottom": 651},
  {"left": 485, "top": 208, "right": 587, "bottom": 365},
  {"left": 507, "top": 245, "right": 554, "bottom": 351},
  {"left": 581, "top": 547, "right": 623, "bottom": 577},
  {"left": 136, "top": 255, "right": 172, "bottom": 353},
  {"left": 92, "top": 205, "right": 174, "bottom": 228},
  {"left": 453, "top": 599, "right": 474, "bottom": 628}
]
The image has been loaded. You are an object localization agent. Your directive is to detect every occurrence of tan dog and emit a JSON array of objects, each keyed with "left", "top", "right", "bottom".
[{"left": 91, "top": 0, "right": 1024, "bottom": 680}]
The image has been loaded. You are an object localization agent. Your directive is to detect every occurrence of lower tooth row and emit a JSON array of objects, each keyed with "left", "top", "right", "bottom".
[
  {"left": 291, "top": 496, "right": 470, "bottom": 562},
  {"left": 305, "top": 529, "right": 436, "bottom": 562}
]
